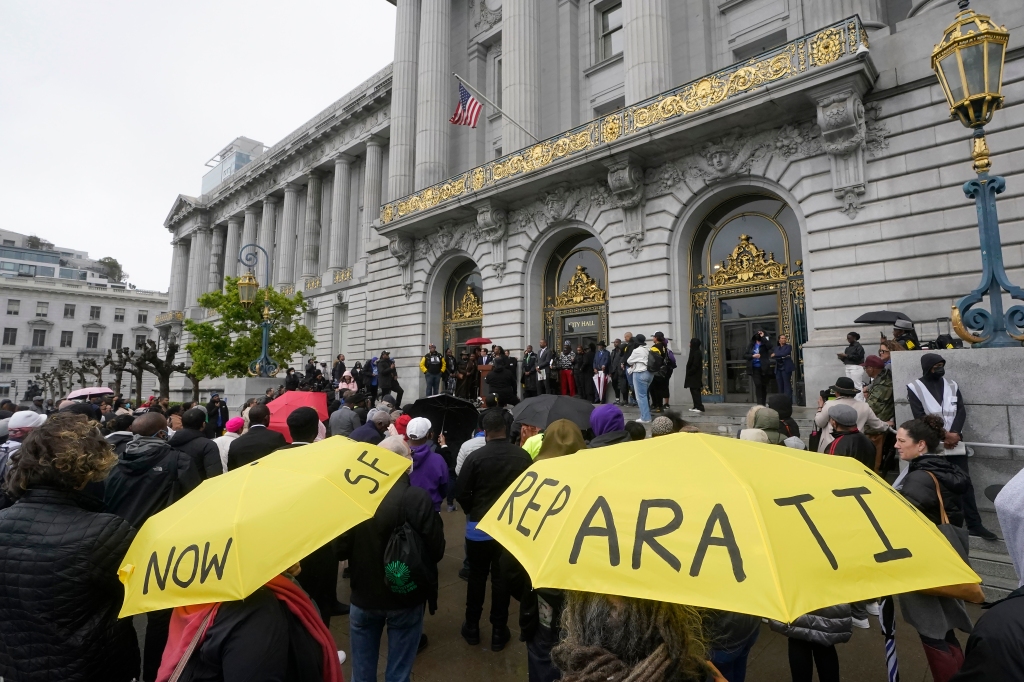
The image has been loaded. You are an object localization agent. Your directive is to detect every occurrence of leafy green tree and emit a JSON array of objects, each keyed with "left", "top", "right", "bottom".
[
  {"left": 97, "top": 256, "right": 128, "bottom": 282},
  {"left": 184, "top": 277, "right": 314, "bottom": 381}
]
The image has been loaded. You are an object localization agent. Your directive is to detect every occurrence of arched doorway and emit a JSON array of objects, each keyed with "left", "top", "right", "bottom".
[
  {"left": 443, "top": 261, "right": 483, "bottom": 356},
  {"left": 542, "top": 235, "right": 609, "bottom": 350},
  {"left": 688, "top": 195, "right": 807, "bottom": 403}
]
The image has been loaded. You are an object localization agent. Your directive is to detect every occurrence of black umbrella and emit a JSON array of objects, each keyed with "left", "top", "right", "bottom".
[
  {"left": 854, "top": 310, "right": 912, "bottom": 324},
  {"left": 512, "top": 394, "right": 594, "bottom": 431},
  {"left": 403, "top": 394, "right": 479, "bottom": 445}
]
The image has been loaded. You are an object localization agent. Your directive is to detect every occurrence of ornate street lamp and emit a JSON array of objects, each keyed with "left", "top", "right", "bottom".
[
  {"left": 238, "top": 244, "right": 280, "bottom": 377},
  {"left": 934, "top": 1, "right": 1023, "bottom": 347}
]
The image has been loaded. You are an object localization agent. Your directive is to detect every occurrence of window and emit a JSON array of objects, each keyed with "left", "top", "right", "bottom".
[
  {"left": 494, "top": 58, "right": 503, "bottom": 108},
  {"left": 90, "top": 306, "right": 101, "bottom": 320},
  {"left": 135, "top": 334, "right": 148, "bottom": 350},
  {"left": 494, "top": 147, "right": 503, "bottom": 159},
  {"left": 138, "top": 310, "right": 148, "bottom": 324},
  {"left": 600, "top": 3, "right": 623, "bottom": 61},
  {"left": 2, "top": 328, "right": 16, "bottom": 345},
  {"left": 0, "top": 386, "right": 9, "bottom": 398},
  {"left": 6, "top": 300, "right": 18, "bottom": 316},
  {"left": 86, "top": 332, "right": 99, "bottom": 349},
  {"left": 60, "top": 331, "right": 73, "bottom": 347},
  {"left": 64, "top": 304, "right": 75, "bottom": 318},
  {"left": 36, "top": 302, "right": 48, "bottom": 317},
  {"left": 0, "top": 358, "right": 11, "bottom": 372},
  {"left": 114, "top": 307, "right": 125, "bottom": 322},
  {"left": 29, "top": 358, "right": 41, "bottom": 373},
  {"left": 111, "top": 333, "right": 123, "bottom": 349},
  {"left": 31, "top": 329, "right": 46, "bottom": 347},
  {"left": 1, "top": 240, "right": 13, "bottom": 246}
]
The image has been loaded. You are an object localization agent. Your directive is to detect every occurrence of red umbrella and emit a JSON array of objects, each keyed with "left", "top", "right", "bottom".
[
  {"left": 267, "top": 391, "right": 328, "bottom": 443},
  {"left": 464, "top": 337, "right": 491, "bottom": 346}
]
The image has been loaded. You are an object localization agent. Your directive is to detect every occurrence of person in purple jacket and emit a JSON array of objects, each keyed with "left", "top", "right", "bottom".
[{"left": 406, "top": 417, "right": 450, "bottom": 512}]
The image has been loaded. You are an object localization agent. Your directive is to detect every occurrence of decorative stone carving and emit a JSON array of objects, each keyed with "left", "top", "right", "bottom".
[
  {"left": 475, "top": 201, "right": 509, "bottom": 282},
  {"left": 816, "top": 88, "right": 867, "bottom": 219},
  {"left": 388, "top": 236, "right": 415, "bottom": 299},
  {"left": 605, "top": 156, "right": 646, "bottom": 258},
  {"left": 474, "top": 0, "right": 502, "bottom": 29},
  {"left": 685, "top": 129, "right": 776, "bottom": 182}
]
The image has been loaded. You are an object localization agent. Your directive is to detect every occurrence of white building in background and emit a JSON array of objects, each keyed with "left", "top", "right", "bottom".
[
  {"left": 0, "top": 230, "right": 167, "bottom": 402},
  {"left": 159, "top": 0, "right": 1024, "bottom": 407}
]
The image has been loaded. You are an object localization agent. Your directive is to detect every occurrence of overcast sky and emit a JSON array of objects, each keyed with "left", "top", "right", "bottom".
[{"left": 0, "top": 1, "right": 396, "bottom": 291}]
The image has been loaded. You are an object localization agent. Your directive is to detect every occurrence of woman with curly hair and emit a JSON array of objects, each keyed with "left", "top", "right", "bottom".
[
  {"left": 552, "top": 591, "right": 724, "bottom": 682},
  {"left": 0, "top": 412, "right": 140, "bottom": 681}
]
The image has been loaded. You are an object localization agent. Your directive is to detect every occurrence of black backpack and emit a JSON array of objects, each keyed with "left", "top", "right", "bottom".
[
  {"left": 647, "top": 347, "right": 666, "bottom": 378},
  {"left": 383, "top": 493, "right": 431, "bottom": 596}
]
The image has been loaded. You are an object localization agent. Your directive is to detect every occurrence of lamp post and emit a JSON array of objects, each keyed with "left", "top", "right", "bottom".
[
  {"left": 933, "top": 1, "right": 1024, "bottom": 347},
  {"left": 237, "top": 244, "right": 280, "bottom": 377}
]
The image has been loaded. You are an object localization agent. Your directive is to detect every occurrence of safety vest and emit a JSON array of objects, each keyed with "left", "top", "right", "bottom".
[{"left": 907, "top": 378, "right": 966, "bottom": 455}]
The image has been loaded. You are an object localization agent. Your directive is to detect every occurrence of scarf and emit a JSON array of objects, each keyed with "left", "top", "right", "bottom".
[
  {"left": 156, "top": 575, "right": 342, "bottom": 682},
  {"left": 556, "top": 644, "right": 673, "bottom": 682}
]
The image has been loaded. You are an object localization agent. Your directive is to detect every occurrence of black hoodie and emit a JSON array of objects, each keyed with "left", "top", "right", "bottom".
[
  {"left": 768, "top": 394, "right": 800, "bottom": 439},
  {"left": 103, "top": 437, "right": 201, "bottom": 528},
  {"left": 900, "top": 455, "right": 968, "bottom": 527},
  {"left": 909, "top": 353, "right": 966, "bottom": 434}
]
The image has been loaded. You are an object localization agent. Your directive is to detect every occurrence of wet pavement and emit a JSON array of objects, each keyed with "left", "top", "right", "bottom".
[{"left": 328, "top": 506, "right": 983, "bottom": 681}]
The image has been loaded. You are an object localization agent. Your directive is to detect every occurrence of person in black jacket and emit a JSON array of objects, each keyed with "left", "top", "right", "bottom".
[
  {"left": 896, "top": 415, "right": 968, "bottom": 528},
  {"left": 684, "top": 337, "right": 705, "bottom": 413},
  {"left": 169, "top": 407, "right": 223, "bottom": 478},
  {"left": 335, "top": 472, "right": 445, "bottom": 682},
  {"left": 821, "top": 404, "right": 876, "bottom": 468},
  {"left": 455, "top": 409, "right": 533, "bottom": 651},
  {"left": 104, "top": 413, "right": 136, "bottom": 457},
  {"left": 485, "top": 356, "right": 520, "bottom": 407},
  {"left": 227, "top": 404, "right": 287, "bottom": 469},
  {"left": 377, "top": 351, "right": 404, "bottom": 406},
  {"left": 768, "top": 393, "right": 800, "bottom": 440},
  {"left": 0, "top": 413, "right": 140, "bottom": 682},
  {"left": 103, "top": 412, "right": 201, "bottom": 680},
  {"left": 744, "top": 330, "right": 773, "bottom": 406},
  {"left": 205, "top": 392, "right": 230, "bottom": 437}
]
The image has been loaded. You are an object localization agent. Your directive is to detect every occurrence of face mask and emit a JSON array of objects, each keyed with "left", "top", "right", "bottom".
[{"left": 932, "top": 366, "right": 945, "bottom": 377}]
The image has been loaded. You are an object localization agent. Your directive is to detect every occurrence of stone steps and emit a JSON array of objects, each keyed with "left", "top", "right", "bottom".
[{"left": 968, "top": 536, "right": 1018, "bottom": 602}]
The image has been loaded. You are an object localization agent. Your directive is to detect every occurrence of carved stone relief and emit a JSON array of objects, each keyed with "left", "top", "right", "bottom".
[
  {"left": 605, "top": 156, "right": 646, "bottom": 258},
  {"left": 816, "top": 88, "right": 867, "bottom": 218},
  {"left": 474, "top": 0, "right": 502, "bottom": 29},
  {"left": 475, "top": 200, "right": 509, "bottom": 282},
  {"left": 388, "top": 236, "right": 415, "bottom": 299}
]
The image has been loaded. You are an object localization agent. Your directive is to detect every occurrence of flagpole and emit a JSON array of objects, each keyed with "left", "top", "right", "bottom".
[{"left": 452, "top": 72, "right": 541, "bottom": 144}]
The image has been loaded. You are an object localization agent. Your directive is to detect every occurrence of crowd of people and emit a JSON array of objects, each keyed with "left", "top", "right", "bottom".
[{"left": 0, "top": 316, "right": 1019, "bottom": 682}]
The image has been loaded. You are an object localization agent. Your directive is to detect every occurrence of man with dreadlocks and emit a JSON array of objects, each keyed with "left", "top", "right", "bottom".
[{"left": 551, "top": 591, "right": 725, "bottom": 682}]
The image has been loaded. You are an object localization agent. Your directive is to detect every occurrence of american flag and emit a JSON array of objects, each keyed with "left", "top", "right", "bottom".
[{"left": 450, "top": 82, "right": 483, "bottom": 128}]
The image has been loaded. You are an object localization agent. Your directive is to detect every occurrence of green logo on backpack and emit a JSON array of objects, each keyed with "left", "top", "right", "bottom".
[{"left": 385, "top": 560, "right": 417, "bottom": 594}]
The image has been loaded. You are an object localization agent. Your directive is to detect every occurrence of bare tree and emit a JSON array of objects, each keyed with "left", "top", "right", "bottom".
[
  {"left": 55, "top": 360, "right": 75, "bottom": 398},
  {"left": 106, "top": 348, "right": 133, "bottom": 397},
  {"left": 34, "top": 370, "right": 57, "bottom": 401},
  {"left": 126, "top": 351, "right": 146, "bottom": 405},
  {"left": 136, "top": 339, "right": 184, "bottom": 399},
  {"left": 70, "top": 360, "right": 89, "bottom": 389},
  {"left": 80, "top": 355, "right": 110, "bottom": 387}
]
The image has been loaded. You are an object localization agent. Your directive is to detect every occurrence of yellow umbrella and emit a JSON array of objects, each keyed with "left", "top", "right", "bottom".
[
  {"left": 117, "top": 437, "right": 410, "bottom": 617},
  {"left": 477, "top": 433, "right": 979, "bottom": 623}
]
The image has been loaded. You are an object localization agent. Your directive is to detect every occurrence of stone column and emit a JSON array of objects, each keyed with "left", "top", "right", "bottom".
[
  {"left": 362, "top": 138, "right": 384, "bottom": 251},
  {"left": 188, "top": 225, "right": 212, "bottom": 306},
  {"left": 623, "top": 0, "right": 673, "bottom": 105},
  {"left": 242, "top": 204, "right": 260, "bottom": 248},
  {"left": 258, "top": 196, "right": 278, "bottom": 285},
  {"left": 413, "top": 0, "right": 450, "bottom": 189},
  {"left": 302, "top": 172, "right": 323, "bottom": 279},
  {"left": 466, "top": 43, "right": 489, "bottom": 168},
  {"left": 389, "top": 0, "right": 421, "bottom": 200},
  {"left": 207, "top": 225, "right": 225, "bottom": 294},
  {"left": 558, "top": 0, "right": 581, "bottom": 130},
  {"left": 503, "top": 0, "right": 541, "bottom": 151},
  {"left": 329, "top": 153, "right": 354, "bottom": 272},
  {"left": 222, "top": 216, "right": 242, "bottom": 289},
  {"left": 184, "top": 236, "right": 199, "bottom": 310},
  {"left": 277, "top": 184, "right": 301, "bottom": 288},
  {"left": 169, "top": 239, "right": 189, "bottom": 311}
]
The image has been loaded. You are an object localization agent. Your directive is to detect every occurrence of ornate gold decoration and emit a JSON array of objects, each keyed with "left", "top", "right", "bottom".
[
  {"left": 155, "top": 311, "right": 184, "bottom": 325},
  {"left": 860, "top": 29, "right": 869, "bottom": 49},
  {"left": 971, "top": 133, "right": 992, "bottom": 174},
  {"left": 691, "top": 290, "right": 708, "bottom": 308},
  {"left": 810, "top": 28, "right": 844, "bottom": 66},
  {"left": 447, "top": 288, "right": 483, "bottom": 320},
  {"left": 378, "top": 17, "right": 864, "bottom": 225},
  {"left": 304, "top": 277, "right": 321, "bottom": 291},
  {"left": 602, "top": 115, "right": 622, "bottom": 143},
  {"left": 280, "top": 284, "right": 295, "bottom": 296},
  {"left": 333, "top": 267, "right": 353, "bottom": 283},
  {"left": 709, "top": 234, "right": 787, "bottom": 287},
  {"left": 791, "top": 260, "right": 804, "bottom": 276},
  {"left": 554, "top": 265, "right": 607, "bottom": 307},
  {"left": 951, "top": 304, "right": 985, "bottom": 344}
]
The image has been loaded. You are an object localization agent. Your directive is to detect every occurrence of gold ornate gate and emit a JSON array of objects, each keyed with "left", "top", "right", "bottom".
[{"left": 544, "top": 265, "right": 609, "bottom": 348}]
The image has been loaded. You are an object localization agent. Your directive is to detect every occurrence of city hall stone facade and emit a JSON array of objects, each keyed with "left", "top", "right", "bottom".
[{"left": 159, "top": 0, "right": 1024, "bottom": 405}]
